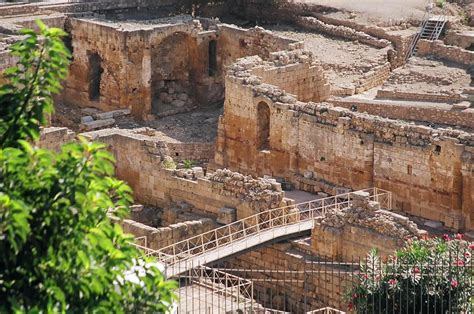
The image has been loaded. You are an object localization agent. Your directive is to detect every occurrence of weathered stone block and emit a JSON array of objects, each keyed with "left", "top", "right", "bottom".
[{"left": 217, "top": 207, "right": 236, "bottom": 225}]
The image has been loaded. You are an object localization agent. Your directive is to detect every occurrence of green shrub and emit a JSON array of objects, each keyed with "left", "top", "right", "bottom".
[
  {"left": 183, "top": 159, "right": 194, "bottom": 169},
  {"left": 347, "top": 235, "right": 473, "bottom": 313},
  {"left": 0, "top": 21, "right": 176, "bottom": 312}
]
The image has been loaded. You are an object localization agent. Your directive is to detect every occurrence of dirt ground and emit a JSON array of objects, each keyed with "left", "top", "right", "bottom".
[
  {"left": 381, "top": 56, "right": 472, "bottom": 95},
  {"left": 53, "top": 102, "right": 222, "bottom": 143},
  {"left": 267, "top": 24, "right": 388, "bottom": 90},
  {"left": 295, "top": 0, "right": 463, "bottom": 27}
]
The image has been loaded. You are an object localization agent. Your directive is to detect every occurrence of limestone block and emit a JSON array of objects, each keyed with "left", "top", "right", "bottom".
[
  {"left": 217, "top": 207, "right": 236, "bottom": 225},
  {"left": 81, "top": 118, "right": 115, "bottom": 130},
  {"left": 130, "top": 204, "right": 143, "bottom": 212},
  {"left": 81, "top": 115, "right": 94, "bottom": 123},
  {"left": 192, "top": 167, "right": 204, "bottom": 178},
  {"left": 303, "top": 171, "right": 313, "bottom": 179},
  {"left": 172, "top": 99, "right": 186, "bottom": 108},
  {"left": 177, "top": 93, "right": 188, "bottom": 101}
]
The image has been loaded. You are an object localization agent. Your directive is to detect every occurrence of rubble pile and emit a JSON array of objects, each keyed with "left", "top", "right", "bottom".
[
  {"left": 209, "top": 168, "right": 283, "bottom": 211},
  {"left": 317, "top": 191, "right": 422, "bottom": 240}
]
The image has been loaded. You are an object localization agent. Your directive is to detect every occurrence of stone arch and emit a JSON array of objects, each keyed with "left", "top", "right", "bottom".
[
  {"left": 150, "top": 32, "right": 198, "bottom": 115},
  {"left": 256, "top": 101, "right": 271, "bottom": 150}
]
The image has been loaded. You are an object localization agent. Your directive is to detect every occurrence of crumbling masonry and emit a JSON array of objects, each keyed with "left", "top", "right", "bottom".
[{"left": 1, "top": 0, "right": 473, "bottom": 311}]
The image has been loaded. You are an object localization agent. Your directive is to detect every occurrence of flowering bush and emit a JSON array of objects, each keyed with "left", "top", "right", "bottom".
[{"left": 347, "top": 235, "right": 473, "bottom": 313}]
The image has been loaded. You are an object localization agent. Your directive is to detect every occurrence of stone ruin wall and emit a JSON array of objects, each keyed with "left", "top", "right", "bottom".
[
  {"left": 444, "top": 31, "right": 474, "bottom": 50},
  {"left": 231, "top": 0, "right": 414, "bottom": 68},
  {"left": 59, "top": 17, "right": 300, "bottom": 120},
  {"left": 221, "top": 242, "right": 353, "bottom": 311},
  {"left": 217, "top": 24, "right": 302, "bottom": 68},
  {"left": 416, "top": 39, "right": 474, "bottom": 67},
  {"left": 36, "top": 127, "right": 76, "bottom": 151},
  {"left": 62, "top": 18, "right": 210, "bottom": 119},
  {"left": 311, "top": 191, "right": 426, "bottom": 261},
  {"left": 214, "top": 51, "right": 474, "bottom": 231},
  {"left": 84, "top": 129, "right": 286, "bottom": 220},
  {"left": 120, "top": 216, "right": 215, "bottom": 251},
  {"left": 376, "top": 89, "right": 465, "bottom": 104},
  {"left": 329, "top": 98, "right": 474, "bottom": 130}
]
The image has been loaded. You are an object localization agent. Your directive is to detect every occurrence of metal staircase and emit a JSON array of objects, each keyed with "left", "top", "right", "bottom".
[
  {"left": 406, "top": 3, "right": 447, "bottom": 60},
  {"left": 144, "top": 188, "right": 392, "bottom": 278}
]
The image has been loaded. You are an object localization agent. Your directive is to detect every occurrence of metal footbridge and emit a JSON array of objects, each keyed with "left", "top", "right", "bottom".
[{"left": 145, "top": 188, "right": 391, "bottom": 278}]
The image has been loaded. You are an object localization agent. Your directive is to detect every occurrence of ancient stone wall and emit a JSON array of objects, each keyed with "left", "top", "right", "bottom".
[
  {"left": 444, "top": 31, "right": 474, "bottom": 50},
  {"left": 329, "top": 98, "right": 474, "bottom": 129},
  {"left": 222, "top": 242, "right": 352, "bottom": 311},
  {"left": 416, "top": 39, "right": 474, "bottom": 66},
  {"left": 218, "top": 24, "right": 302, "bottom": 69},
  {"left": 376, "top": 89, "right": 464, "bottom": 104},
  {"left": 62, "top": 19, "right": 130, "bottom": 113},
  {"left": 312, "top": 191, "right": 425, "bottom": 261},
  {"left": 214, "top": 52, "right": 474, "bottom": 230},
  {"left": 61, "top": 18, "right": 301, "bottom": 120},
  {"left": 251, "top": 51, "right": 330, "bottom": 102},
  {"left": 37, "top": 127, "right": 76, "bottom": 151},
  {"left": 84, "top": 129, "right": 285, "bottom": 220},
  {"left": 295, "top": 16, "right": 391, "bottom": 49},
  {"left": 120, "top": 217, "right": 215, "bottom": 250}
]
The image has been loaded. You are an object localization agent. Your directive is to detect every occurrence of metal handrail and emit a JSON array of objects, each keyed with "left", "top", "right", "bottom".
[
  {"left": 152, "top": 188, "right": 392, "bottom": 266},
  {"left": 176, "top": 265, "right": 255, "bottom": 312},
  {"left": 406, "top": 10, "right": 430, "bottom": 60}
]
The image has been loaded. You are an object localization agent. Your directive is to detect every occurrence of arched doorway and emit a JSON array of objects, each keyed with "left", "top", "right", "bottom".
[
  {"left": 88, "top": 51, "right": 103, "bottom": 101},
  {"left": 208, "top": 40, "right": 217, "bottom": 76},
  {"left": 257, "top": 101, "right": 271, "bottom": 150},
  {"left": 151, "top": 32, "right": 198, "bottom": 115}
]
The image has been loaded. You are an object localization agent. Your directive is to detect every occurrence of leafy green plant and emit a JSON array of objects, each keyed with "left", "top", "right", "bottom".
[
  {"left": 347, "top": 235, "right": 473, "bottom": 313},
  {"left": 162, "top": 157, "right": 177, "bottom": 169},
  {"left": 0, "top": 20, "right": 69, "bottom": 148},
  {"left": 183, "top": 159, "right": 194, "bottom": 169},
  {"left": 436, "top": 0, "right": 446, "bottom": 9},
  {"left": 0, "top": 21, "right": 177, "bottom": 312}
]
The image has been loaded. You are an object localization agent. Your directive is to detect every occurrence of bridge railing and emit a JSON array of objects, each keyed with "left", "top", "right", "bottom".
[
  {"left": 150, "top": 188, "right": 391, "bottom": 266},
  {"left": 176, "top": 266, "right": 254, "bottom": 309}
]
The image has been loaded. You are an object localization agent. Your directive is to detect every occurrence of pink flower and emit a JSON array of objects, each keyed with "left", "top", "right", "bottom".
[
  {"left": 443, "top": 234, "right": 450, "bottom": 241},
  {"left": 451, "top": 279, "right": 458, "bottom": 288},
  {"left": 413, "top": 267, "right": 420, "bottom": 274},
  {"left": 348, "top": 302, "right": 353, "bottom": 310},
  {"left": 361, "top": 273, "right": 368, "bottom": 279},
  {"left": 352, "top": 293, "right": 358, "bottom": 299},
  {"left": 456, "top": 260, "right": 464, "bottom": 267},
  {"left": 469, "top": 243, "right": 474, "bottom": 250},
  {"left": 388, "top": 278, "right": 398, "bottom": 286},
  {"left": 464, "top": 252, "right": 471, "bottom": 258},
  {"left": 455, "top": 233, "right": 464, "bottom": 240}
]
